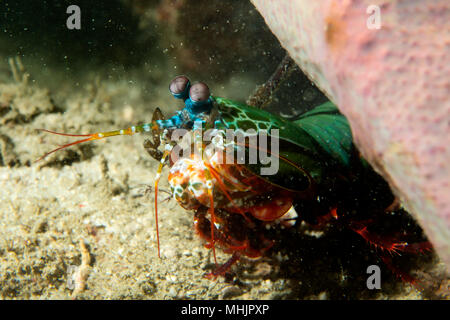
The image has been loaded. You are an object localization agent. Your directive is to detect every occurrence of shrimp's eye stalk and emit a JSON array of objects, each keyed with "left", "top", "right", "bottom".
[
  {"left": 169, "top": 75, "right": 190, "bottom": 100},
  {"left": 186, "top": 82, "right": 213, "bottom": 113},
  {"left": 190, "top": 82, "right": 210, "bottom": 103}
]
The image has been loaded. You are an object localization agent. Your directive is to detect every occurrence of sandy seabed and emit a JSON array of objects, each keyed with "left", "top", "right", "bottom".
[{"left": 0, "top": 58, "right": 448, "bottom": 300}]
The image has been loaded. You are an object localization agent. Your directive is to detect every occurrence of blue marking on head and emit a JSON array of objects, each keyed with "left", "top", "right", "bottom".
[
  {"left": 156, "top": 112, "right": 184, "bottom": 129},
  {"left": 184, "top": 96, "right": 213, "bottom": 115}
]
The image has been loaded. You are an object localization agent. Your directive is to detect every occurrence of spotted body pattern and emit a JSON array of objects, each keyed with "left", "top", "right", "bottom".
[{"left": 168, "top": 145, "right": 293, "bottom": 221}]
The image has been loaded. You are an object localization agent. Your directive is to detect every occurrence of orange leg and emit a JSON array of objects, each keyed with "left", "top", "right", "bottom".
[
  {"left": 154, "top": 146, "right": 172, "bottom": 258},
  {"left": 350, "top": 220, "right": 432, "bottom": 256},
  {"left": 205, "top": 251, "right": 241, "bottom": 280}
]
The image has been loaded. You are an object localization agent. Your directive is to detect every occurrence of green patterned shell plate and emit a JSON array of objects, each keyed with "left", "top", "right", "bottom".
[{"left": 212, "top": 97, "right": 353, "bottom": 192}]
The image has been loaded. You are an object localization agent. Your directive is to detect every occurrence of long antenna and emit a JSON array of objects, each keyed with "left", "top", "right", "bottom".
[{"left": 36, "top": 124, "right": 155, "bottom": 162}]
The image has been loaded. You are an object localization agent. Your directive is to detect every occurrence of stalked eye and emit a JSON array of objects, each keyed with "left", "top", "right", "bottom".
[
  {"left": 169, "top": 75, "right": 190, "bottom": 98},
  {"left": 189, "top": 82, "right": 210, "bottom": 103}
]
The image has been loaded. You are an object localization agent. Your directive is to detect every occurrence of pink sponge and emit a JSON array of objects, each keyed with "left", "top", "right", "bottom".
[{"left": 251, "top": 0, "right": 449, "bottom": 268}]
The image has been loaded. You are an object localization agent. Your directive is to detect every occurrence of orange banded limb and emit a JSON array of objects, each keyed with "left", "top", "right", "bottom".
[
  {"left": 36, "top": 123, "right": 153, "bottom": 162},
  {"left": 350, "top": 220, "right": 424, "bottom": 255},
  {"left": 204, "top": 164, "right": 218, "bottom": 266}
]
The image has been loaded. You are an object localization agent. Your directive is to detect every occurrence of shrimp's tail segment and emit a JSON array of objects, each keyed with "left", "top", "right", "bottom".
[{"left": 36, "top": 124, "right": 155, "bottom": 162}]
